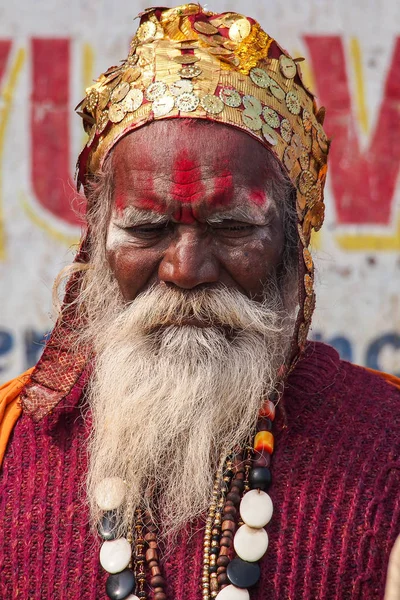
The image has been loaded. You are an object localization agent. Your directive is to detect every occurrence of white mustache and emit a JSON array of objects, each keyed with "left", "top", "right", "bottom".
[{"left": 111, "top": 284, "right": 286, "bottom": 339}]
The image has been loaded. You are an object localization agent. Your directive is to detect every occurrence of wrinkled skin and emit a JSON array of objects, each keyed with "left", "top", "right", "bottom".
[{"left": 106, "top": 120, "right": 285, "bottom": 304}]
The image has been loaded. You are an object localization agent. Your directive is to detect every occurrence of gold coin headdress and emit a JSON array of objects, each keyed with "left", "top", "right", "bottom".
[
  {"left": 76, "top": 3, "right": 329, "bottom": 353},
  {"left": 21, "top": 4, "right": 331, "bottom": 422}
]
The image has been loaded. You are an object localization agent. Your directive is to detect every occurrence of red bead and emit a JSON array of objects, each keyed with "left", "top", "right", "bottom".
[
  {"left": 253, "top": 449, "right": 271, "bottom": 468},
  {"left": 259, "top": 400, "right": 276, "bottom": 420}
]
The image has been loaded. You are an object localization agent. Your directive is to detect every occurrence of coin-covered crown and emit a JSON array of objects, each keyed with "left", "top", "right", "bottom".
[{"left": 76, "top": 3, "right": 330, "bottom": 351}]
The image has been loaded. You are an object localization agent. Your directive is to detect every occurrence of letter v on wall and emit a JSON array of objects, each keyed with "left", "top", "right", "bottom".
[{"left": 304, "top": 35, "right": 400, "bottom": 250}]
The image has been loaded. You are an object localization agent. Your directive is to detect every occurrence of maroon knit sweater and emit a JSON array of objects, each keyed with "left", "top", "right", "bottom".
[{"left": 1, "top": 341, "right": 399, "bottom": 600}]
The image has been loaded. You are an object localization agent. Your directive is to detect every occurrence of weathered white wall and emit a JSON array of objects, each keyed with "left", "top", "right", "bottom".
[{"left": 0, "top": 0, "right": 399, "bottom": 381}]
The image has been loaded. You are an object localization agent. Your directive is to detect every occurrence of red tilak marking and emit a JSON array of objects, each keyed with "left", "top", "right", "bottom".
[
  {"left": 171, "top": 151, "right": 205, "bottom": 205},
  {"left": 250, "top": 189, "right": 267, "bottom": 206}
]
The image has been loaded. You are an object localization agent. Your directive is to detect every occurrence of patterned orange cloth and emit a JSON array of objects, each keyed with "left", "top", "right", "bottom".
[{"left": 0, "top": 368, "right": 33, "bottom": 466}]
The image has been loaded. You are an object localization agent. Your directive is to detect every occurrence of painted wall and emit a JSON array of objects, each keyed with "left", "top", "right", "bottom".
[{"left": 0, "top": 0, "right": 399, "bottom": 381}]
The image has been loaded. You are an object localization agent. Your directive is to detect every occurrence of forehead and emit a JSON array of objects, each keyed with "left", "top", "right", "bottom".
[{"left": 111, "top": 120, "right": 279, "bottom": 222}]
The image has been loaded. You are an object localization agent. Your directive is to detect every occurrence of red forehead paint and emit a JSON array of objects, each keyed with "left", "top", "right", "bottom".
[
  {"left": 250, "top": 188, "right": 267, "bottom": 207},
  {"left": 171, "top": 151, "right": 205, "bottom": 204},
  {"left": 210, "top": 155, "right": 234, "bottom": 207}
]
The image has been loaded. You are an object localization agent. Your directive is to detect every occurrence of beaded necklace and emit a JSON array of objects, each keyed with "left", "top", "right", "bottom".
[{"left": 95, "top": 399, "right": 276, "bottom": 600}]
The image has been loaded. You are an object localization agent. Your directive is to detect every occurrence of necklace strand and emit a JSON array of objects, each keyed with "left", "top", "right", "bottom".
[{"left": 96, "top": 399, "right": 276, "bottom": 600}]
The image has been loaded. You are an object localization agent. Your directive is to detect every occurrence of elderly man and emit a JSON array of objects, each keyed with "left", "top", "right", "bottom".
[{"left": 0, "top": 5, "right": 399, "bottom": 600}]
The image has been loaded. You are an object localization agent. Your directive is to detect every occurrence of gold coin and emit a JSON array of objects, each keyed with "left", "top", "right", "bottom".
[
  {"left": 220, "top": 13, "right": 242, "bottom": 27},
  {"left": 316, "top": 126, "right": 328, "bottom": 153},
  {"left": 299, "top": 147, "right": 310, "bottom": 170},
  {"left": 98, "top": 89, "right": 110, "bottom": 111},
  {"left": 243, "top": 95, "right": 262, "bottom": 115},
  {"left": 229, "top": 18, "right": 251, "bottom": 42},
  {"left": 208, "top": 46, "right": 234, "bottom": 56},
  {"left": 108, "top": 103, "right": 126, "bottom": 123},
  {"left": 194, "top": 21, "right": 219, "bottom": 35},
  {"left": 179, "top": 43, "right": 198, "bottom": 50},
  {"left": 86, "top": 124, "right": 97, "bottom": 147},
  {"left": 291, "top": 133, "right": 302, "bottom": 154},
  {"left": 303, "top": 293, "right": 315, "bottom": 321},
  {"left": 127, "top": 54, "right": 139, "bottom": 66},
  {"left": 298, "top": 170, "right": 316, "bottom": 194},
  {"left": 197, "top": 33, "right": 221, "bottom": 47},
  {"left": 306, "top": 183, "right": 322, "bottom": 208},
  {"left": 170, "top": 79, "right": 193, "bottom": 96},
  {"left": 269, "top": 78, "right": 285, "bottom": 101},
  {"left": 280, "top": 119, "right": 292, "bottom": 143},
  {"left": 96, "top": 110, "right": 109, "bottom": 134},
  {"left": 105, "top": 73, "right": 122, "bottom": 89},
  {"left": 86, "top": 89, "right": 99, "bottom": 112},
  {"left": 304, "top": 273, "right": 314, "bottom": 296},
  {"left": 152, "top": 94, "right": 175, "bottom": 117},
  {"left": 219, "top": 87, "right": 241, "bottom": 108},
  {"left": 122, "top": 67, "right": 141, "bottom": 83},
  {"left": 136, "top": 21, "right": 157, "bottom": 42},
  {"left": 175, "top": 91, "right": 200, "bottom": 112},
  {"left": 302, "top": 108, "right": 313, "bottom": 133},
  {"left": 173, "top": 54, "right": 200, "bottom": 65},
  {"left": 242, "top": 109, "right": 263, "bottom": 131},
  {"left": 178, "top": 65, "right": 202, "bottom": 79},
  {"left": 249, "top": 67, "right": 270, "bottom": 89},
  {"left": 104, "top": 65, "right": 120, "bottom": 77},
  {"left": 286, "top": 90, "right": 301, "bottom": 115},
  {"left": 200, "top": 94, "right": 224, "bottom": 115},
  {"left": 262, "top": 107, "right": 280, "bottom": 129},
  {"left": 303, "top": 247, "right": 313, "bottom": 271},
  {"left": 145, "top": 81, "right": 167, "bottom": 101},
  {"left": 279, "top": 54, "right": 297, "bottom": 79},
  {"left": 122, "top": 88, "right": 144, "bottom": 112},
  {"left": 111, "top": 81, "right": 130, "bottom": 103},
  {"left": 262, "top": 123, "right": 278, "bottom": 146},
  {"left": 283, "top": 146, "right": 297, "bottom": 171},
  {"left": 219, "top": 54, "right": 240, "bottom": 67}
]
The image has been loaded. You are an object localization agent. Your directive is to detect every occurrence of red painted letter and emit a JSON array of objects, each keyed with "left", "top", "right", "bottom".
[
  {"left": 305, "top": 36, "right": 400, "bottom": 225},
  {"left": 31, "top": 38, "right": 82, "bottom": 226}
]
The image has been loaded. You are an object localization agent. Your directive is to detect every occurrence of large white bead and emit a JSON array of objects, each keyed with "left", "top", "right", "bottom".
[
  {"left": 95, "top": 477, "right": 126, "bottom": 510},
  {"left": 216, "top": 584, "right": 250, "bottom": 599},
  {"left": 233, "top": 524, "right": 269, "bottom": 562},
  {"left": 123, "top": 597, "right": 140, "bottom": 600},
  {"left": 239, "top": 489, "right": 273, "bottom": 528},
  {"left": 99, "top": 538, "right": 132, "bottom": 574}
]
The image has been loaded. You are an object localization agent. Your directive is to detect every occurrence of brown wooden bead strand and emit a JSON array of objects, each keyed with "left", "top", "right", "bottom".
[
  {"left": 216, "top": 452, "right": 245, "bottom": 589},
  {"left": 134, "top": 509, "right": 147, "bottom": 600},
  {"left": 141, "top": 517, "right": 167, "bottom": 600}
]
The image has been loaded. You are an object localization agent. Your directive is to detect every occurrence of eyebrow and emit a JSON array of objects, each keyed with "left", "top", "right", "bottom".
[
  {"left": 112, "top": 207, "right": 169, "bottom": 227},
  {"left": 112, "top": 205, "right": 269, "bottom": 227},
  {"left": 206, "top": 207, "right": 266, "bottom": 224}
]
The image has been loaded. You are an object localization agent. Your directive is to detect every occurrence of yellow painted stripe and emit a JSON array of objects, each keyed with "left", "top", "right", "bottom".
[
  {"left": 81, "top": 43, "right": 94, "bottom": 145},
  {"left": 336, "top": 218, "right": 400, "bottom": 251},
  {"left": 0, "top": 48, "right": 25, "bottom": 261},
  {"left": 350, "top": 37, "right": 369, "bottom": 134},
  {"left": 21, "top": 193, "right": 80, "bottom": 247}
]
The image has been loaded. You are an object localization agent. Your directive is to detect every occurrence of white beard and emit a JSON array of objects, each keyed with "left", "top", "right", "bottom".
[{"left": 85, "top": 284, "right": 294, "bottom": 539}]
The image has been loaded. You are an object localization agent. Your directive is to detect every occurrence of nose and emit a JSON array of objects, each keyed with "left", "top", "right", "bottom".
[{"left": 158, "top": 227, "right": 220, "bottom": 289}]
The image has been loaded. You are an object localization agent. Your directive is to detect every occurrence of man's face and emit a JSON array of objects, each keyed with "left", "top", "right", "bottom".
[{"left": 106, "top": 120, "right": 285, "bottom": 304}]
